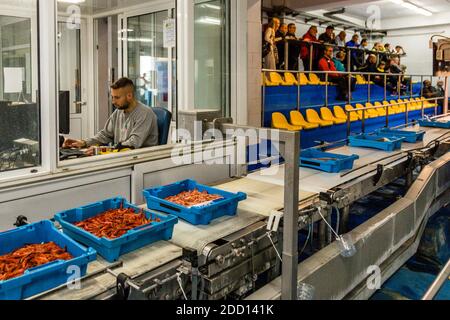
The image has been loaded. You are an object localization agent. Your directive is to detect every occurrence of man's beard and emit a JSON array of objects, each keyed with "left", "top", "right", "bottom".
[{"left": 116, "top": 103, "right": 130, "bottom": 110}]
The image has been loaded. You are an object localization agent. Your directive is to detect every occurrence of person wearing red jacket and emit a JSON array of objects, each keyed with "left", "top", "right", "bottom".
[
  {"left": 318, "top": 46, "right": 356, "bottom": 101},
  {"left": 300, "top": 26, "right": 319, "bottom": 71}
]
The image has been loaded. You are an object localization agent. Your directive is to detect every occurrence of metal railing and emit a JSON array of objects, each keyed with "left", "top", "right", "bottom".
[
  {"left": 261, "top": 68, "right": 445, "bottom": 131},
  {"left": 422, "top": 258, "right": 450, "bottom": 300},
  {"left": 343, "top": 97, "right": 443, "bottom": 137},
  {"left": 274, "top": 39, "right": 406, "bottom": 73}
]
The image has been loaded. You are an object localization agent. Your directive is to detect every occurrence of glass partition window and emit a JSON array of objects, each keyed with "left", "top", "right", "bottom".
[
  {"left": 194, "top": 0, "right": 230, "bottom": 116},
  {"left": 0, "top": 1, "right": 40, "bottom": 173},
  {"left": 127, "top": 11, "right": 170, "bottom": 109}
]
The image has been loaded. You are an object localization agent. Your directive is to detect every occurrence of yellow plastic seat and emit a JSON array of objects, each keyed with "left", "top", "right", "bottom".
[
  {"left": 383, "top": 101, "right": 397, "bottom": 115},
  {"left": 283, "top": 72, "right": 298, "bottom": 86},
  {"left": 374, "top": 102, "right": 387, "bottom": 116},
  {"left": 396, "top": 99, "right": 407, "bottom": 113},
  {"left": 334, "top": 106, "right": 359, "bottom": 122},
  {"left": 403, "top": 99, "right": 415, "bottom": 111},
  {"left": 262, "top": 73, "right": 277, "bottom": 87},
  {"left": 389, "top": 100, "right": 402, "bottom": 114},
  {"left": 299, "top": 73, "right": 310, "bottom": 85},
  {"left": 308, "top": 73, "right": 329, "bottom": 85},
  {"left": 408, "top": 98, "right": 419, "bottom": 111},
  {"left": 402, "top": 99, "right": 413, "bottom": 112},
  {"left": 361, "top": 103, "right": 379, "bottom": 118},
  {"left": 268, "top": 72, "right": 284, "bottom": 86},
  {"left": 290, "top": 111, "right": 319, "bottom": 130},
  {"left": 306, "top": 109, "right": 334, "bottom": 127},
  {"left": 321, "top": 107, "right": 347, "bottom": 125},
  {"left": 421, "top": 97, "right": 437, "bottom": 109},
  {"left": 345, "top": 105, "right": 370, "bottom": 120},
  {"left": 345, "top": 105, "right": 361, "bottom": 120},
  {"left": 354, "top": 104, "right": 373, "bottom": 119},
  {"left": 355, "top": 74, "right": 375, "bottom": 85},
  {"left": 419, "top": 97, "right": 431, "bottom": 109},
  {"left": 272, "top": 112, "right": 302, "bottom": 131},
  {"left": 415, "top": 98, "right": 424, "bottom": 110}
]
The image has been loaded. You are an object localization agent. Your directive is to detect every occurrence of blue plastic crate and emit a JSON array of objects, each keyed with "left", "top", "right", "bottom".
[
  {"left": 300, "top": 149, "right": 359, "bottom": 173},
  {"left": 349, "top": 134, "right": 405, "bottom": 151},
  {"left": 54, "top": 197, "right": 178, "bottom": 263},
  {"left": 419, "top": 119, "right": 450, "bottom": 129},
  {"left": 0, "top": 220, "right": 96, "bottom": 300},
  {"left": 143, "top": 180, "right": 247, "bottom": 226},
  {"left": 376, "top": 128, "right": 426, "bottom": 143}
]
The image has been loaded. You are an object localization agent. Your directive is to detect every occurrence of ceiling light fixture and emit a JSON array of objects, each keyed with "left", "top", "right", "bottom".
[
  {"left": 389, "top": 0, "right": 433, "bottom": 16},
  {"left": 196, "top": 17, "right": 221, "bottom": 25},
  {"left": 57, "top": 0, "right": 86, "bottom": 4}
]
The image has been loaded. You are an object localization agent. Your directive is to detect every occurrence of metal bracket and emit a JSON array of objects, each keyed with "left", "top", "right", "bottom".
[
  {"left": 116, "top": 273, "right": 131, "bottom": 300},
  {"left": 212, "top": 117, "right": 234, "bottom": 137},
  {"left": 267, "top": 211, "right": 283, "bottom": 232},
  {"left": 182, "top": 247, "right": 198, "bottom": 300},
  {"left": 373, "top": 164, "right": 384, "bottom": 186},
  {"left": 319, "top": 192, "right": 334, "bottom": 205},
  {"left": 431, "top": 140, "right": 441, "bottom": 157},
  {"left": 182, "top": 247, "right": 198, "bottom": 268},
  {"left": 14, "top": 215, "right": 28, "bottom": 227}
]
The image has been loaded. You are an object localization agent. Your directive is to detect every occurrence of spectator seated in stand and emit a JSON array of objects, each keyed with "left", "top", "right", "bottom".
[
  {"left": 389, "top": 56, "right": 409, "bottom": 94},
  {"left": 423, "top": 80, "right": 440, "bottom": 100},
  {"left": 333, "top": 51, "right": 346, "bottom": 72},
  {"left": 318, "top": 45, "right": 356, "bottom": 101}
]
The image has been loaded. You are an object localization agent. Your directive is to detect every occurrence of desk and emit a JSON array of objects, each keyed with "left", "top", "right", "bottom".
[{"left": 0, "top": 102, "right": 39, "bottom": 151}]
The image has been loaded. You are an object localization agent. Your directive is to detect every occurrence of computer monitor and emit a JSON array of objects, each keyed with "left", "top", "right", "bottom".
[{"left": 59, "top": 91, "right": 70, "bottom": 134}]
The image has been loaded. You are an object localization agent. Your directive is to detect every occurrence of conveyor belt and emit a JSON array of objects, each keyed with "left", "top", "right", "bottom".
[
  {"left": 31, "top": 118, "right": 449, "bottom": 300},
  {"left": 160, "top": 208, "right": 266, "bottom": 254},
  {"left": 239, "top": 121, "right": 450, "bottom": 195},
  {"left": 34, "top": 241, "right": 182, "bottom": 300},
  {"left": 217, "top": 179, "right": 316, "bottom": 215}
]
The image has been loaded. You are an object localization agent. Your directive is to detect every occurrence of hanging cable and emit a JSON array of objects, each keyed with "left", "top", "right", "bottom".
[
  {"left": 334, "top": 205, "right": 341, "bottom": 236},
  {"left": 299, "top": 220, "right": 312, "bottom": 257},
  {"left": 267, "top": 232, "right": 282, "bottom": 262},
  {"left": 176, "top": 272, "right": 188, "bottom": 300},
  {"left": 317, "top": 207, "right": 340, "bottom": 241}
]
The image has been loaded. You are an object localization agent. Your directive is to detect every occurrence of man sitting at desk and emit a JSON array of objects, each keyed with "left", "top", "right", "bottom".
[{"left": 63, "top": 78, "right": 159, "bottom": 155}]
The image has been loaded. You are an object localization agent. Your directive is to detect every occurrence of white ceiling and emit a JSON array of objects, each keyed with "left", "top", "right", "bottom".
[
  {"left": 328, "top": 0, "right": 450, "bottom": 20},
  {"left": 57, "top": 0, "right": 160, "bottom": 15}
]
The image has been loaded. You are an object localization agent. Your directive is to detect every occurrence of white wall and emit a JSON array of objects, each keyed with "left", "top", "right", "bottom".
[
  {"left": 247, "top": 0, "right": 262, "bottom": 127},
  {"left": 383, "top": 26, "right": 446, "bottom": 76}
]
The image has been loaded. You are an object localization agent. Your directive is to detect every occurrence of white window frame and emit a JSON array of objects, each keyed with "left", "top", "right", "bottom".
[
  {"left": 0, "top": 1, "right": 53, "bottom": 184},
  {"left": 120, "top": 1, "right": 175, "bottom": 114}
]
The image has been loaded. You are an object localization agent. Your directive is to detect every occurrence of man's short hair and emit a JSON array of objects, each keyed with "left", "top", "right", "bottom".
[
  {"left": 288, "top": 23, "right": 296, "bottom": 28},
  {"left": 111, "top": 78, "right": 135, "bottom": 91},
  {"left": 326, "top": 25, "right": 335, "bottom": 30}
]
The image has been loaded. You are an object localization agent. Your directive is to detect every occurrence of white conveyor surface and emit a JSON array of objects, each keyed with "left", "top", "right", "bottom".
[
  {"left": 242, "top": 122, "right": 450, "bottom": 194},
  {"left": 162, "top": 208, "right": 266, "bottom": 254},
  {"left": 36, "top": 241, "right": 182, "bottom": 300}
]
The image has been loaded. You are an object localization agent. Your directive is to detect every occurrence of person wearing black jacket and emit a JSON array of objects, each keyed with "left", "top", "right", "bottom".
[
  {"left": 275, "top": 23, "right": 288, "bottom": 69},
  {"left": 318, "top": 26, "right": 334, "bottom": 44},
  {"left": 285, "top": 23, "right": 299, "bottom": 70},
  {"left": 318, "top": 26, "right": 335, "bottom": 67},
  {"left": 359, "top": 54, "right": 378, "bottom": 74}
]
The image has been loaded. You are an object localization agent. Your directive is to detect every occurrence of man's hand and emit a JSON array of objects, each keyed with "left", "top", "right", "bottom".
[
  {"left": 84, "top": 146, "right": 96, "bottom": 156},
  {"left": 63, "top": 138, "right": 87, "bottom": 149}
]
